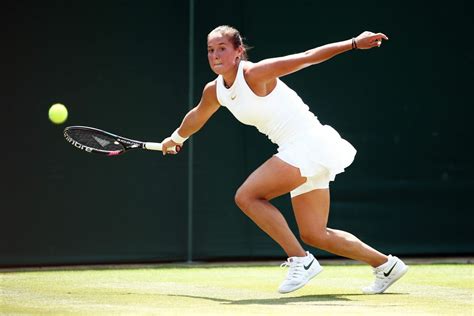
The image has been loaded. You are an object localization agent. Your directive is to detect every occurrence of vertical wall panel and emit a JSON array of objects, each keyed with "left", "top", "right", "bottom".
[{"left": 1, "top": 0, "right": 189, "bottom": 266}]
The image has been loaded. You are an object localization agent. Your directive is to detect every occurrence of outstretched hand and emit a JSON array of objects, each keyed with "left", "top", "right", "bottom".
[{"left": 355, "top": 31, "right": 389, "bottom": 49}]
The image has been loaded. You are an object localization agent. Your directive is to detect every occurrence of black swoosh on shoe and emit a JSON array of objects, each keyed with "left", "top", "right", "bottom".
[
  {"left": 304, "top": 259, "right": 315, "bottom": 270},
  {"left": 383, "top": 262, "right": 398, "bottom": 277}
]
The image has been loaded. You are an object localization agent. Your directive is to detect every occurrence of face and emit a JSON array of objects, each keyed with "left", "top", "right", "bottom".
[{"left": 207, "top": 33, "right": 242, "bottom": 75}]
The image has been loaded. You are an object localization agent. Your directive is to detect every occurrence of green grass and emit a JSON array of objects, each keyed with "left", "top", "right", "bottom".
[{"left": 1, "top": 263, "right": 472, "bottom": 315}]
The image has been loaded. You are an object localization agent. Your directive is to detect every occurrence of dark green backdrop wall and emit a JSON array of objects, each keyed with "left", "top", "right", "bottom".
[{"left": 1, "top": 0, "right": 472, "bottom": 266}]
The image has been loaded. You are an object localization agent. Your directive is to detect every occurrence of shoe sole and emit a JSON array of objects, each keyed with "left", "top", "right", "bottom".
[
  {"left": 365, "top": 265, "right": 409, "bottom": 294},
  {"left": 278, "top": 266, "right": 323, "bottom": 294}
]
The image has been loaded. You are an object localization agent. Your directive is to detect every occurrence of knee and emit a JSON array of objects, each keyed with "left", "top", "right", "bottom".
[
  {"left": 234, "top": 187, "right": 252, "bottom": 212},
  {"left": 300, "top": 230, "right": 329, "bottom": 249},
  {"left": 234, "top": 187, "right": 264, "bottom": 215}
]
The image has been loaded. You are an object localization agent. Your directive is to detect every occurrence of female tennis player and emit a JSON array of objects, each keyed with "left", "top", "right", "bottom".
[{"left": 161, "top": 25, "right": 408, "bottom": 294}]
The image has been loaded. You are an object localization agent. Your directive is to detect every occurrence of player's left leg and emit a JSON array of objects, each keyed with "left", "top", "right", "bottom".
[
  {"left": 292, "top": 189, "right": 387, "bottom": 265},
  {"left": 291, "top": 188, "right": 408, "bottom": 294}
]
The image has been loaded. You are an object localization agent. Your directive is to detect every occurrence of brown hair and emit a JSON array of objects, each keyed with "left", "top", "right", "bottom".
[{"left": 208, "top": 25, "right": 250, "bottom": 60}]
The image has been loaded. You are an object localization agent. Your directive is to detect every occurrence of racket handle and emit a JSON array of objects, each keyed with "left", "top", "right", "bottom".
[{"left": 144, "top": 142, "right": 178, "bottom": 152}]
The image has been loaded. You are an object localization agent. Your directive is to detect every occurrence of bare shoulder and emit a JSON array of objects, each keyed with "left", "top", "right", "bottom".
[
  {"left": 203, "top": 80, "right": 217, "bottom": 95},
  {"left": 243, "top": 59, "right": 277, "bottom": 85},
  {"left": 200, "top": 80, "right": 220, "bottom": 108},
  {"left": 242, "top": 61, "right": 257, "bottom": 77},
  {"left": 242, "top": 60, "right": 265, "bottom": 85},
  {"left": 242, "top": 60, "right": 278, "bottom": 96}
]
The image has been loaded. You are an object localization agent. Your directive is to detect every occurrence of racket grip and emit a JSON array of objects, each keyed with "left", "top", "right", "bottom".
[{"left": 144, "top": 142, "right": 177, "bottom": 152}]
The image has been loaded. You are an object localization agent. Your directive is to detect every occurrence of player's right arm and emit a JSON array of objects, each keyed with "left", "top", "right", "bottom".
[
  {"left": 161, "top": 80, "right": 220, "bottom": 154},
  {"left": 177, "top": 80, "right": 220, "bottom": 137}
]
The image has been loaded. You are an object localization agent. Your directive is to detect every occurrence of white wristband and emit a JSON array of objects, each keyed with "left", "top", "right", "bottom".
[{"left": 171, "top": 129, "right": 188, "bottom": 144}]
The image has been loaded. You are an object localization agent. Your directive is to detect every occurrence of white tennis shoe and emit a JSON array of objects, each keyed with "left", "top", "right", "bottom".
[
  {"left": 362, "top": 255, "right": 408, "bottom": 294},
  {"left": 278, "top": 251, "right": 323, "bottom": 294}
]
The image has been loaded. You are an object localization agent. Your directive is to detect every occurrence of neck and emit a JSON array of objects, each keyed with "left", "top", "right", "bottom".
[{"left": 223, "top": 61, "right": 241, "bottom": 88}]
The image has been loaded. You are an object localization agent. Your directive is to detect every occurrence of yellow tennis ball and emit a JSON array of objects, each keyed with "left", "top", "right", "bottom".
[{"left": 48, "top": 103, "right": 68, "bottom": 124}]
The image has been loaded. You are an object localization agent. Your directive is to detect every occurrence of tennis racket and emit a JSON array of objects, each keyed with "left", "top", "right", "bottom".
[{"left": 63, "top": 126, "right": 179, "bottom": 156}]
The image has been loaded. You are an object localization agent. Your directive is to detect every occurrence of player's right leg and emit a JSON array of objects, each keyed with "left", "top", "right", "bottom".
[
  {"left": 234, "top": 155, "right": 322, "bottom": 293},
  {"left": 234, "top": 155, "right": 307, "bottom": 258}
]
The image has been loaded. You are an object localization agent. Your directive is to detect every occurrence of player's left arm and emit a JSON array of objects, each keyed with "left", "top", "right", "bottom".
[{"left": 246, "top": 31, "right": 388, "bottom": 82}]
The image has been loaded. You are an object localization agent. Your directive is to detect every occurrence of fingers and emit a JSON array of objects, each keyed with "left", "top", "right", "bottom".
[
  {"left": 165, "top": 145, "right": 181, "bottom": 155},
  {"left": 162, "top": 144, "right": 181, "bottom": 156},
  {"left": 369, "top": 33, "right": 389, "bottom": 48},
  {"left": 162, "top": 146, "right": 175, "bottom": 155},
  {"left": 162, "top": 143, "right": 170, "bottom": 156},
  {"left": 379, "top": 33, "right": 389, "bottom": 40},
  {"left": 361, "top": 31, "right": 389, "bottom": 40},
  {"left": 162, "top": 148, "right": 177, "bottom": 155},
  {"left": 356, "top": 31, "right": 389, "bottom": 49}
]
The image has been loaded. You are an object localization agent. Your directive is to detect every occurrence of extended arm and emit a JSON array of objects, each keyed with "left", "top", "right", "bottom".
[
  {"left": 161, "top": 81, "right": 220, "bottom": 154},
  {"left": 246, "top": 31, "right": 388, "bottom": 83}
]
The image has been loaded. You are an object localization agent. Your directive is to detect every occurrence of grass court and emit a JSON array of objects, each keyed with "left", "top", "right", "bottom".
[{"left": 1, "top": 261, "right": 472, "bottom": 315}]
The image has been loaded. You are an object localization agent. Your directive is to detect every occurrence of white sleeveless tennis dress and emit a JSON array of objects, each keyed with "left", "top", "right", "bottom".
[{"left": 216, "top": 61, "right": 356, "bottom": 197}]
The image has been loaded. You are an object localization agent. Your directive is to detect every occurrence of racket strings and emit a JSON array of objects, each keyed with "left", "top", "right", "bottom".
[{"left": 67, "top": 129, "right": 124, "bottom": 151}]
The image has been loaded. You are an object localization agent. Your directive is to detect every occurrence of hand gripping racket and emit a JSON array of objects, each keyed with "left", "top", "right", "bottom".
[{"left": 63, "top": 126, "right": 179, "bottom": 156}]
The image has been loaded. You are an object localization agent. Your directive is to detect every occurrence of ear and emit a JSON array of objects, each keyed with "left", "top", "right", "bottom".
[{"left": 237, "top": 45, "right": 244, "bottom": 58}]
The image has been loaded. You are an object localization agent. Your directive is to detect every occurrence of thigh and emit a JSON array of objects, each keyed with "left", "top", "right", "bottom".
[
  {"left": 238, "top": 156, "right": 306, "bottom": 201},
  {"left": 291, "top": 188, "right": 331, "bottom": 233}
]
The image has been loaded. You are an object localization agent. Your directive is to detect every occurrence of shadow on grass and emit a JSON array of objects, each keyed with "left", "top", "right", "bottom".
[{"left": 165, "top": 293, "right": 408, "bottom": 306}]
